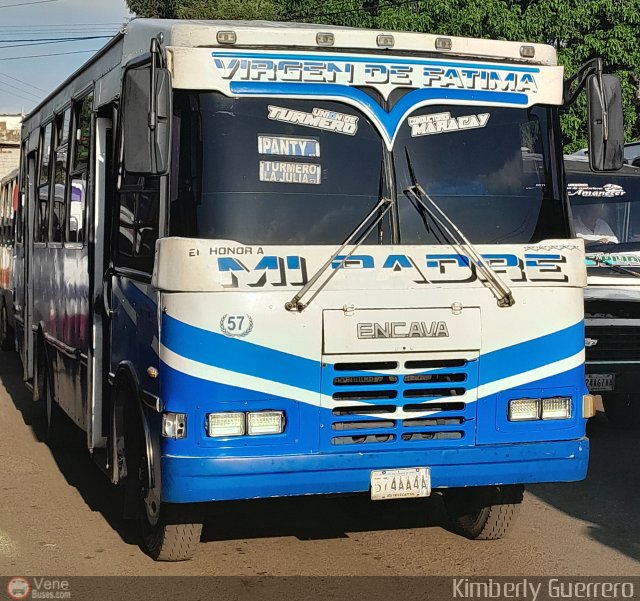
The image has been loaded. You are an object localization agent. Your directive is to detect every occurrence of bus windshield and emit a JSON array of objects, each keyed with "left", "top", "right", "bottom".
[
  {"left": 170, "top": 91, "right": 565, "bottom": 245},
  {"left": 396, "top": 104, "right": 561, "bottom": 244},
  {"left": 567, "top": 165, "right": 640, "bottom": 252}
]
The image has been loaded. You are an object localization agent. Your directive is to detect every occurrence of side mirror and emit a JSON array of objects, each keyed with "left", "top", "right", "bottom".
[
  {"left": 587, "top": 73, "right": 624, "bottom": 172},
  {"left": 122, "top": 65, "right": 171, "bottom": 175}
]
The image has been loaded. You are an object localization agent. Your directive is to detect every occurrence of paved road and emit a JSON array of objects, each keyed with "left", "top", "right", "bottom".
[{"left": 0, "top": 351, "right": 638, "bottom": 576}]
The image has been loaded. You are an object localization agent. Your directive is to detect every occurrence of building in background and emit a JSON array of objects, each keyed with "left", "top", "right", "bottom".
[{"left": 0, "top": 114, "right": 22, "bottom": 181}]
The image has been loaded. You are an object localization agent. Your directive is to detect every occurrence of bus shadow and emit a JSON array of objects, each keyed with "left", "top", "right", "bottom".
[
  {"left": 0, "top": 351, "right": 140, "bottom": 546},
  {"left": 527, "top": 413, "right": 640, "bottom": 562},
  {"left": 0, "top": 351, "right": 446, "bottom": 547},
  {"left": 199, "top": 495, "right": 444, "bottom": 543}
]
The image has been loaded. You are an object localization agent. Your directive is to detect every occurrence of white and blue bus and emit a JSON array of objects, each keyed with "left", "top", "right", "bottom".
[{"left": 1, "top": 19, "right": 623, "bottom": 560}]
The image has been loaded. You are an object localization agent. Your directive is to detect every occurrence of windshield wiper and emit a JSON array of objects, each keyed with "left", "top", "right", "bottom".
[
  {"left": 285, "top": 195, "right": 394, "bottom": 312},
  {"left": 403, "top": 150, "right": 515, "bottom": 308},
  {"left": 590, "top": 255, "right": 640, "bottom": 278}
]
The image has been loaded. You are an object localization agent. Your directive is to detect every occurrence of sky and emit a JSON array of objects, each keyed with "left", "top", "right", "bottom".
[{"left": 0, "top": 0, "right": 133, "bottom": 115}]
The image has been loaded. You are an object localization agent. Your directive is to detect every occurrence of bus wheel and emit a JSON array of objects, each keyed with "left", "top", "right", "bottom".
[
  {"left": 442, "top": 484, "right": 524, "bottom": 540},
  {"left": 0, "top": 303, "right": 14, "bottom": 351},
  {"left": 602, "top": 394, "right": 640, "bottom": 429},
  {"left": 130, "top": 412, "right": 202, "bottom": 561}
]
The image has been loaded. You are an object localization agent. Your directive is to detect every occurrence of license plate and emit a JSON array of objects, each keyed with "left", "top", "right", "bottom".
[
  {"left": 370, "top": 467, "right": 431, "bottom": 500},
  {"left": 586, "top": 373, "right": 615, "bottom": 392}
]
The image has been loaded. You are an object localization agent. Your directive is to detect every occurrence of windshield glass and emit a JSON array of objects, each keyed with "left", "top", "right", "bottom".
[
  {"left": 170, "top": 92, "right": 388, "bottom": 245},
  {"left": 395, "top": 104, "right": 561, "bottom": 244},
  {"left": 170, "top": 92, "right": 564, "bottom": 245},
  {"left": 567, "top": 169, "right": 640, "bottom": 251}
]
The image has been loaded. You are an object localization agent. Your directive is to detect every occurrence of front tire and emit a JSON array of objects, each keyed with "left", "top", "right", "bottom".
[
  {"left": 443, "top": 485, "right": 524, "bottom": 540},
  {"left": 142, "top": 519, "right": 203, "bottom": 562},
  {"left": 120, "top": 384, "right": 202, "bottom": 561},
  {"left": 602, "top": 394, "right": 640, "bottom": 429}
]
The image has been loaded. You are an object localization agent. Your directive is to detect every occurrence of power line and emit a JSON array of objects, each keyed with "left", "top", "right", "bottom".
[
  {"left": 0, "top": 26, "right": 119, "bottom": 31},
  {"left": 0, "top": 49, "right": 98, "bottom": 61},
  {"left": 0, "top": 85, "right": 37, "bottom": 104},
  {"left": 0, "top": 35, "right": 112, "bottom": 49},
  {"left": 0, "top": 21, "right": 122, "bottom": 27},
  {"left": 0, "top": 35, "right": 114, "bottom": 41},
  {"left": 0, "top": 74, "right": 40, "bottom": 99},
  {"left": 0, "top": 0, "right": 62, "bottom": 8},
  {"left": 0, "top": 70, "right": 47, "bottom": 93}
]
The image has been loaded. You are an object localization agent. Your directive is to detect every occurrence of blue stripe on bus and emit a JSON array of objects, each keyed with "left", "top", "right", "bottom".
[
  {"left": 162, "top": 314, "right": 584, "bottom": 398},
  {"left": 211, "top": 50, "right": 541, "bottom": 73}
]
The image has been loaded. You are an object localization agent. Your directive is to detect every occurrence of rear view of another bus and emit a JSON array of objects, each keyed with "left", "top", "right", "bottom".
[{"left": 0, "top": 168, "right": 18, "bottom": 351}]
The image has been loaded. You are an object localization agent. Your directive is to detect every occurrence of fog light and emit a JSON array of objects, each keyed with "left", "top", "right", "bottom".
[
  {"left": 207, "top": 412, "right": 245, "bottom": 437},
  {"left": 162, "top": 413, "right": 187, "bottom": 439},
  {"left": 508, "top": 398, "right": 540, "bottom": 421},
  {"left": 247, "top": 411, "right": 285, "bottom": 435},
  {"left": 541, "top": 397, "right": 572, "bottom": 420}
]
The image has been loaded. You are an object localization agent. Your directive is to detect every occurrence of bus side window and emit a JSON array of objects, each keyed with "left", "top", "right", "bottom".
[
  {"left": 16, "top": 144, "right": 26, "bottom": 245},
  {"left": 67, "top": 94, "right": 92, "bottom": 245},
  {"left": 37, "top": 123, "right": 53, "bottom": 243},
  {"left": 52, "top": 109, "right": 70, "bottom": 243},
  {"left": 116, "top": 174, "right": 160, "bottom": 274},
  {"left": 0, "top": 184, "right": 5, "bottom": 247}
]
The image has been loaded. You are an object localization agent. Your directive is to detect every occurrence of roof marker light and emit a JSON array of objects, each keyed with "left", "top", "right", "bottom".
[
  {"left": 217, "top": 30, "right": 237, "bottom": 45},
  {"left": 435, "top": 37, "right": 452, "bottom": 51},
  {"left": 377, "top": 34, "right": 395, "bottom": 48},
  {"left": 316, "top": 32, "right": 335, "bottom": 46},
  {"left": 520, "top": 45, "right": 535, "bottom": 58}
]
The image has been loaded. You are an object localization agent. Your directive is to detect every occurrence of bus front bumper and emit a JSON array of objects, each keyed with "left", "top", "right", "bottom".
[{"left": 160, "top": 438, "right": 589, "bottom": 503}]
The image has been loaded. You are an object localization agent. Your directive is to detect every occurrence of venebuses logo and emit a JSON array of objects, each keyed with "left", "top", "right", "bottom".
[{"left": 7, "top": 577, "right": 30, "bottom": 600}]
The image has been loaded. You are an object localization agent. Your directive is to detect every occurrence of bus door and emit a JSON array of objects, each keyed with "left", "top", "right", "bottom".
[{"left": 87, "top": 114, "right": 113, "bottom": 450}]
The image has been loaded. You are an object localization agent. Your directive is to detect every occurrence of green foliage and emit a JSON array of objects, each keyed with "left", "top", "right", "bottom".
[
  {"left": 125, "top": 0, "right": 282, "bottom": 19},
  {"left": 125, "top": 0, "right": 640, "bottom": 151}
]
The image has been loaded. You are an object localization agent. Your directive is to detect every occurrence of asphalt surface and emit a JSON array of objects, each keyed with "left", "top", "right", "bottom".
[{"left": 0, "top": 350, "right": 639, "bottom": 576}]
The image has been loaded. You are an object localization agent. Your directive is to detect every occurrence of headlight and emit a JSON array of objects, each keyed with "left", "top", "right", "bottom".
[
  {"left": 541, "top": 397, "right": 572, "bottom": 420},
  {"left": 508, "top": 398, "right": 540, "bottom": 421},
  {"left": 247, "top": 411, "right": 285, "bottom": 435},
  {"left": 207, "top": 412, "right": 245, "bottom": 437},
  {"left": 162, "top": 413, "right": 187, "bottom": 438}
]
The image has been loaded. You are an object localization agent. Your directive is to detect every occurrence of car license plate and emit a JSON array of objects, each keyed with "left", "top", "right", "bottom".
[
  {"left": 586, "top": 373, "right": 615, "bottom": 392},
  {"left": 370, "top": 467, "right": 431, "bottom": 500}
]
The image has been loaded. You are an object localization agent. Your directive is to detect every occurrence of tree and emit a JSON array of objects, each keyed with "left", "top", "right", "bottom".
[
  {"left": 125, "top": 0, "right": 640, "bottom": 150},
  {"left": 126, "top": 0, "right": 282, "bottom": 19}
]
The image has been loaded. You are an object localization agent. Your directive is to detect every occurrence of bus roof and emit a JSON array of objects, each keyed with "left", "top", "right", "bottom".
[{"left": 122, "top": 18, "right": 557, "bottom": 66}]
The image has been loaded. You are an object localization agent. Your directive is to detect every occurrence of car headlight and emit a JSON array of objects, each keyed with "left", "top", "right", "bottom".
[
  {"left": 207, "top": 412, "right": 245, "bottom": 437},
  {"left": 508, "top": 398, "right": 540, "bottom": 421},
  {"left": 541, "top": 397, "right": 572, "bottom": 420},
  {"left": 247, "top": 411, "right": 285, "bottom": 435}
]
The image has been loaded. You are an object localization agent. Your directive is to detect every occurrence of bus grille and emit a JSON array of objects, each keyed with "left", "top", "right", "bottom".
[
  {"left": 585, "top": 325, "right": 640, "bottom": 362},
  {"left": 320, "top": 354, "right": 478, "bottom": 451}
]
